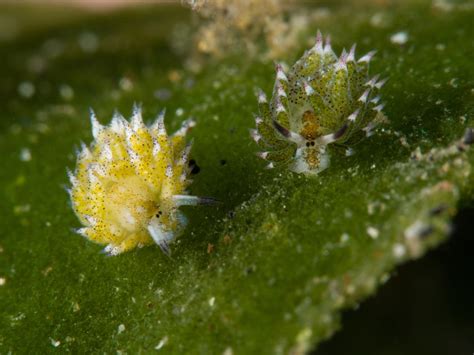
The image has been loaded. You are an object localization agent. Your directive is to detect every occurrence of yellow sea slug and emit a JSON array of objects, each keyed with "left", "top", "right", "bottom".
[{"left": 68, "top": 106, "right": 214, "bottom": 256}]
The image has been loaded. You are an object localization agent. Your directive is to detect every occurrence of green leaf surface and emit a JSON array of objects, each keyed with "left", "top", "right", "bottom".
[{"left": 1, "top": 2, "right": 473, "bottom": 353}]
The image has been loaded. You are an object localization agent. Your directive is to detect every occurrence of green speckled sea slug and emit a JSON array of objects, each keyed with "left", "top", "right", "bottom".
[{"left": 251, "top": 31, "right": 387, "bottom": 175}]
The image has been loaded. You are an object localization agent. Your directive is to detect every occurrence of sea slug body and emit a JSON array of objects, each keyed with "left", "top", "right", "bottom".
[
  {"left": 252, "top": 31, "right": 387, "bottom": 175},
  {"left": 68, "top": 105, "right": 213, "bottom": 256}
]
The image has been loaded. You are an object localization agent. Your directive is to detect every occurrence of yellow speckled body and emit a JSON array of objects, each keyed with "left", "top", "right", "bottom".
[{"left": 69, "top": 106, "right": 210, "bottom": 256}]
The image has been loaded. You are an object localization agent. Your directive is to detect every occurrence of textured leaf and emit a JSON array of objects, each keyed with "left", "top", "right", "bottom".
[{"left": 1, "top": 2, "right": 473, "bottom": 353}]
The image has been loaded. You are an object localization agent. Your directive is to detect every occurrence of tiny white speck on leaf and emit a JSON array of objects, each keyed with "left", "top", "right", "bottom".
[
  {"left": 393, "top": 243, "right": 406, "bottom": 258},
  {"left": 390, "top": 31, "right": 409, "bottom": 45},
  {"left": 370, "top": 12, "right": 388, "bottom": 28},
  {"left": 20, "top": 148, "right": 31, "bottom": 162},
  {"left": 18, "top": 81, "right": 35, "bottom": 98},
  {"left": 50, "top": 338, "right": 60, "bottom": 347},
  {"left": 119, "top": 77, "right": 133, "bottom": 91},
  {"left": 340, "top": 233, "right": 349, "bottom": 243},
  {"left": 78, "top": 31, "right": 99, "bottom": 53},
  {"left": 117, "top": 324, "right": 125, "bottom": 334},
  {"left": 367, "top": 226, "right": 379, "bottom": 239},
  {"left": 0, "top": 277, "right": 6, "bottom": 286},
  {"left": 176, "top": 108, "right": 184, "bottom": 116},
  {"left": 72, "top": 302, "right": 80, "bottom": 312},
  {"left": 14, "top": 204, "right": 31, "bottom": 215},
  {"left": 209, "top": 296, "right": 216, "bottom": 307},
  {"left": 59, "top": 84, "right": 74, "bottom": 100},
  {"left": 155, "top": 336, "right": 168, "bottom": 350}
]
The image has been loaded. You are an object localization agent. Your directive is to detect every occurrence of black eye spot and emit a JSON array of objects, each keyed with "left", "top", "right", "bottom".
[
  {"left": 156, "top": 211, "right": 163, "bottom": 218},
  {"left": 311, "top": 141, "right": 315, "bottom": 146},
  {"left": 188, "top": 159, "right": 200, "bottom": 175},
  {"left": 306, "top": 142, "right": 310, "bottom": 147}
]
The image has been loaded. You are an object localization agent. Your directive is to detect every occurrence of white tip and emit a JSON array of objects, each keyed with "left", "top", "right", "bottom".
[
  {"left": 363, "top": 122, "right": 377, "bottom": 137},
  {"left": 182, "top": 141, "right": 193, "bottom": 161},
  {"left": 110, "top": 111, "right": 125, "bottom": 133},
  {"left": 107, "top": 246, "right": 121, "bottom": 256},
  {"left": 324, "top": 35, "right": 332, "bottom": 53},
  {"left": 257, "top": 151, "right": 269, "bottom": 159},
  {"left": 375, "top": 78, "right": 388, "bottom": 89},
  {"left": 127, "top": 147, "right": 140, "bottom": 163},
  {"left": 87, "top": 167, "right": 99, "bottom": 186},
  {"left": 76, "top": 227, "right": 89, "bottom": 238},
  {"left": 255, "top": 116, "right": 263, "bottom": 125},
  {"left": 67, "top": 169, "right": 77, "bottom": 187},
  {"left": 334, "top": 53, "right": 348, "bottom": 71},
  {"left": 79, "top": 142, "right": 91, "bottom": 159},
  {"left": 257, "top": 89, "right": 267, "bottom": 103},
  {"left": 165, "top": 165, "right": 173, "bottom": 178},
  {"left": 303, "top": 80, "right": 315, "bottom": 96},
  {"left": 131, "top": 104, "right": 144, "bottom": 130},
  {"left": 172, "top": 195, "right": 213, "bottom": 207},
  {"left": 91, "top": 163, "right": 105, "bottom": 177},
  {"left": 347, "top": 44, "right": 356, "bottom": 62},
  {"left": 348, "top": 109, "right": 360, "bottom": 122},
  {"left": 132, "top": 102, "right": 141, "bottom": 115},
  {"left": 345, "top": 148, "right": 355, "bottom": 156},
  {"left": 175, "top": 119, "right": 196, "bottom": 137},
  {"left": 366, "top": 74, "right": 380, "bottom": 88},
  {"left": 265, "top": 162, "right": 275, "bottom": 169},
  {"left": 314, "top": 30, "right": 324, "bottom": 52},
  {"left": 124, "top": 123, "right": 134, "bottom": 143},
  {"left": 90, "top": 108, "right": 102, "bottom": 139},
  {"left": 370, "top": 96, "right": 381, "bottom": 104},
  {"left": 152, "top": 109, "right": 166, "bottom": 134},
  {"left": 358, "top": 50, "right": 376, "bottom": 63},
  {"left": 373, "top": 103, "right": 385, "bottom": 112},
  {"left": 147, "top": 219, "right": 173, "bottom": 255},
  {"left": 277, "top": 84, "right": 287, "bottom": 98},
  {"left": 101, "top": 143, "right": 113, "bottom": 161},
  {"left": 358, "top": 89, "right": 370, "bottom": 103},
  {"left": 152, "top": 137, "right": 161, "bottom": 156},
  {"left": 275, "top": 64, "right": 288, "bottom": 82},
  {"left": 250, "top": 129, "right": 262, "bottom": 143},
  {"left": 84, "top": 215, "right": 97, "bottom": 227},
  {"left": 275, "top": 103, "right": 286, "bottom": 114}
]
